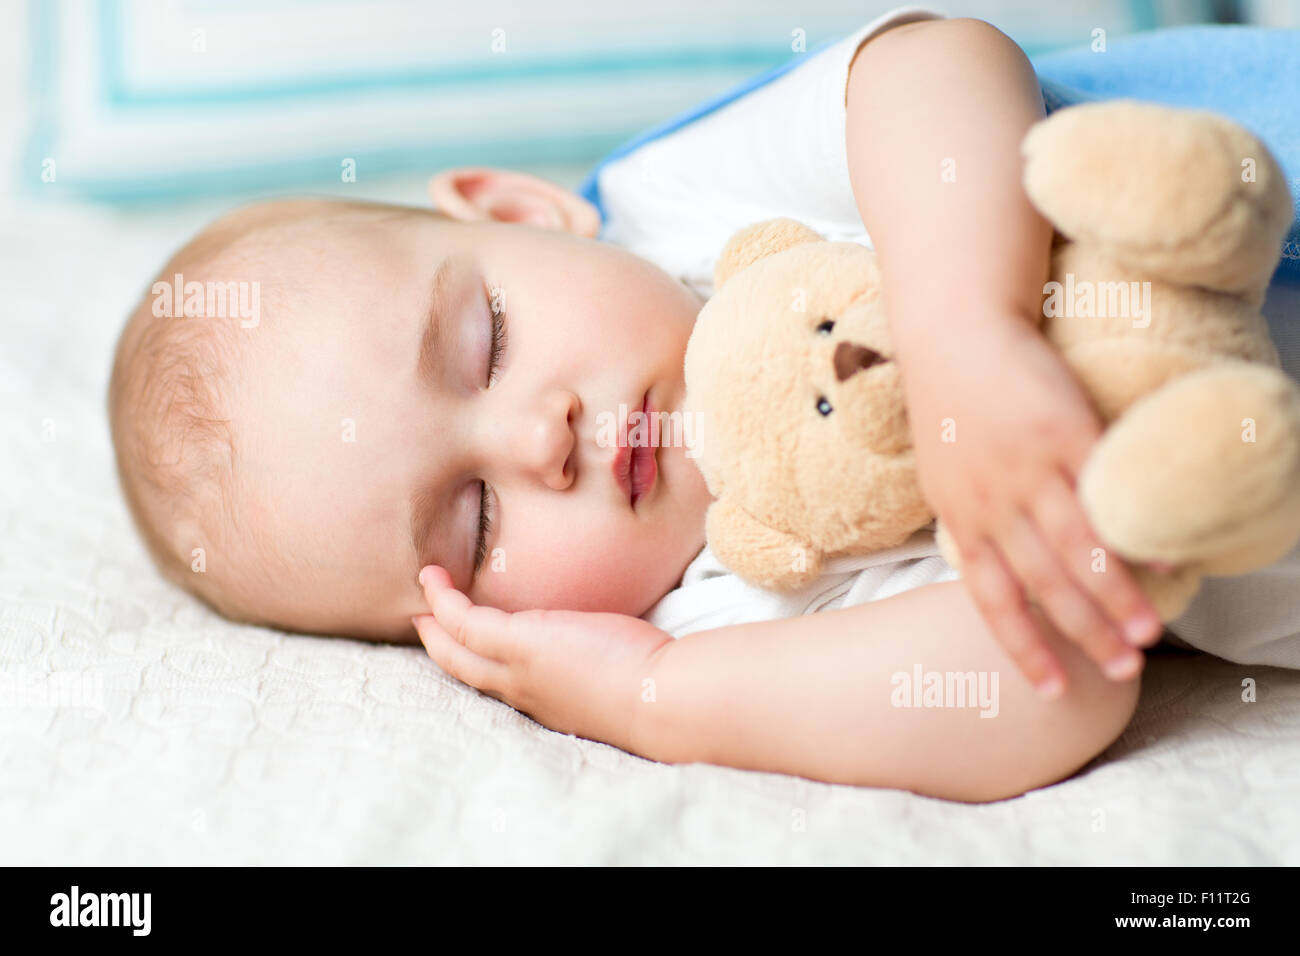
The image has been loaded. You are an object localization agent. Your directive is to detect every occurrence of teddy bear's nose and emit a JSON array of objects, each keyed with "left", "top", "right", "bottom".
[{"left": 834, "top": 341, "right": 888, "bottom": 381}]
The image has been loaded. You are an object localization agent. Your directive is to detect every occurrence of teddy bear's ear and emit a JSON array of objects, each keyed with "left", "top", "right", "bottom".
[
  {"left": 713, "top": 218, "right": 825, "bottom": 291},
  {"left": 706, "top": 497, "right": 824, "bottom": 591}
]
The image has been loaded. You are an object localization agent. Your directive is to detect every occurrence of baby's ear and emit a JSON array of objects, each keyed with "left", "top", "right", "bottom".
[
  {"left": 713, "top": 218, "right": 824, "bottom": 289},
  {"left": 427, "top": 167, "right": 601, "bottom": 237}
]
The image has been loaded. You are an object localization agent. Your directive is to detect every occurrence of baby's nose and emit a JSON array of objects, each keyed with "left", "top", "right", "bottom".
[{"left": 510, "top": 389, "right": 578, "bottom": 490}]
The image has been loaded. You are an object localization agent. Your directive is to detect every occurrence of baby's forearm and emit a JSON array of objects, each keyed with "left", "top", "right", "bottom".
[
  {"left": 636, "top": 582, "right": 1140, "bottom": 802},
  {"left": 845, "top": 18, "right": 1053, "bottom": 358}
]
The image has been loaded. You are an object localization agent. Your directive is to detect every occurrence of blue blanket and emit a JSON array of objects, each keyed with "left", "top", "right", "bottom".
[{"left": 1033, "top": 25, "right": 1300, "bottom": 282}]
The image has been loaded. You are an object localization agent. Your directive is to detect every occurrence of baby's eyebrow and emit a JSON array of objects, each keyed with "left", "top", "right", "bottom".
[{"left": 417, "top": 255, "right": 454, "bottom": 391}]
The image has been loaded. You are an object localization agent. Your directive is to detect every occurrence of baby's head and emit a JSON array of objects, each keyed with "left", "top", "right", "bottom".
[{"left": 109, "top": 168, "right": 712, "bottom": 642}]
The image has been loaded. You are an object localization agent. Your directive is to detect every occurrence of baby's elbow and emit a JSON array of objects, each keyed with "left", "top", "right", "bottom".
[
  {"left": 1057, "top": 658, "right": 1143, "bottom": 784},
  {"left": 968, "top": 643, "right": 1142, "bottom": 804},
  {"left": 978, "top": 682, "right": 1139, "bottom": 805}
]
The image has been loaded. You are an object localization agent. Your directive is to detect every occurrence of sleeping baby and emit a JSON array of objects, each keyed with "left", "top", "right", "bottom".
[{"left": 107, "top": 9, "right": 1300, "bottom": 802}]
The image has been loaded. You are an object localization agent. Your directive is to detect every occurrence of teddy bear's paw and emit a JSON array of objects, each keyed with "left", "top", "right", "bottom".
[
  {"left": 706, "top": 497, "right": 825, "bottom": 591},
  {"left": 1022, "top": 101, "right": 1292, "bottom": 300},
  {"left": 1078, "top": 361, "right": 1300, "bottom": 569}
]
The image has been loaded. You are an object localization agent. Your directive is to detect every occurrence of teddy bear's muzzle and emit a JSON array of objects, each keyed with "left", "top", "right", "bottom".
[{"left": 834, "top": 341, "right": 890, "bottom": 381}]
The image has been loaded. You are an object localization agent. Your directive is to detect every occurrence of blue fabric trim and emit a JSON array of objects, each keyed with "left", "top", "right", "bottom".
[{"left": 27, "top": 132, "right": 630, "bottom": 205}]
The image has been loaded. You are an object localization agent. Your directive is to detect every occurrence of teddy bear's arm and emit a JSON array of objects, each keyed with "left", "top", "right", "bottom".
[{"left": 706, "top": 497, "right": 824, "bottom": 591}]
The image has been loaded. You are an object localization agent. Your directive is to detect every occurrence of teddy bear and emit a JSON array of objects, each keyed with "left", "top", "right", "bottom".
[{"left": 683, "top": 99, "right": 1300, "bottom": 620}]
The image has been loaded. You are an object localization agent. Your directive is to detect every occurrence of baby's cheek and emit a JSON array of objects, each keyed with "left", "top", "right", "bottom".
[{"left": 480, "top": 524, "right": 669, "bottom": 614}]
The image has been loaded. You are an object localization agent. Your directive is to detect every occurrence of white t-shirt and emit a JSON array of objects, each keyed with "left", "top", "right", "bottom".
[
  {"left": 595, "top": 6, "right": 1300, "bottom": 667},
  {"left": 646, "top": 528, "right": 958, "bottom": 640},
  {"left": 593, "top": 5, "right": 945, "bottom": 301}
]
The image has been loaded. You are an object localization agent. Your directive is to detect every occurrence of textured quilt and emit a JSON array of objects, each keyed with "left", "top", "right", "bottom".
[{"left": 2, "top": 201, "right": 1297, "bottom": 865}]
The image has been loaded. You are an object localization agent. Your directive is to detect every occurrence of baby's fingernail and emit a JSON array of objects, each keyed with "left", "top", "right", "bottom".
[
  {"left": 418, "top": 566, "right": 434, "bottom": 587},
  {"left": 1104, "top": 650, "right": 1143, "bottom": 681},
  {"left": 1036, "top": 675, "right": 1065, "bottom": 700},
  {"left": 1124, "top": 614, "right": 1160, "bottom": 646}
]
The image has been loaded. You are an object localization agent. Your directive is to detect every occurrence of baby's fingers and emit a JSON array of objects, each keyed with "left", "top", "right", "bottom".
[
  {"left": 418, "top": 565, "right": 516, "bottom": 659},
  {"left": 999, "top": 508, "right": 1143, "bottom": 683},
  {"left": 1032, "top": 470, "right": 1163, "bottom": 649},
  {"left": 961, "top": 537, "right": 1068, "bottom": 698},
  {"left": 412, "top": 613, "right": 509, "bottom": 695}
]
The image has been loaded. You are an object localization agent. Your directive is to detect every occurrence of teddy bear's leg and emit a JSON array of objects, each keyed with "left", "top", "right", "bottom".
[
  {"left": 705, "top": 498, "right": 825, "bottom": 591},
  {"left": 1077, "top": 361, "right": 1300, "bottom": 575},
  {"left": 1022, "top": 101, "right": 1293, "bottom": 305}
]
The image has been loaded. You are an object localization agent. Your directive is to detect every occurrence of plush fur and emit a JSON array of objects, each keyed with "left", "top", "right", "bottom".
[{"left": 684, "top": 100, "right": 1300, "bottom": 619}]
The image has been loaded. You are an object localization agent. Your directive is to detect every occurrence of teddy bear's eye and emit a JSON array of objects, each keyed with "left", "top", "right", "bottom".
[
  {"left": 815, "top": 319, "right": 835, "bottom": 335},
  {"left": 816, "top": 396, "right": 833, "bottom": 416}
]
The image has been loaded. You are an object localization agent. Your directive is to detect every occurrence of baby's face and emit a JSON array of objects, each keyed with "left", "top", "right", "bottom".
[{"left": 233, "top": 211, "right": 712, "bottom": 640}]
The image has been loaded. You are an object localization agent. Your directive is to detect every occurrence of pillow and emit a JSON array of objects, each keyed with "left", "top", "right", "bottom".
[
  {"left": 22, "top": 0, "right": 1177, "bottom": 203},
  {"left": 21, "top": 0, "right": 860, "bottom": 201}
]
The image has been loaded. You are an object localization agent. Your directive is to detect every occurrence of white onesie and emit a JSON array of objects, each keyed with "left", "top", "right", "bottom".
[{"left": 587, "top": 6, "right": 1300, "bottom": 666}]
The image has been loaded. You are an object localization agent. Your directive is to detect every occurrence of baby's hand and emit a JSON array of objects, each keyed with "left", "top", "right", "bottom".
[
  {"left": 412, "top": 566, "right": 672, "bottom": 753},
  {"left": 905, "top": 314, "right": 1163, "bottom": 697}
]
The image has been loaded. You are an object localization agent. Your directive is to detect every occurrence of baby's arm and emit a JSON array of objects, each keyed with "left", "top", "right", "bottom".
[
  {"left": 413, "top": 567, "right": 1136, "bottom": 802},
  {"left": 844, "top": 18, "right": 1163, "bottom": 692},
  {"left": 639, "top": 581, "right": 1140, "bottom": 803},
  {"left": 847, "top": 17, "right": 1051, "bottom": 340}
]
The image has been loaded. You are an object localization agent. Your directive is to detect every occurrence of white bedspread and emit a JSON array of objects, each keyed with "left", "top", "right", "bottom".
[{"left": 2, "top": 198, "right": 1298, "bottom": 865}]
